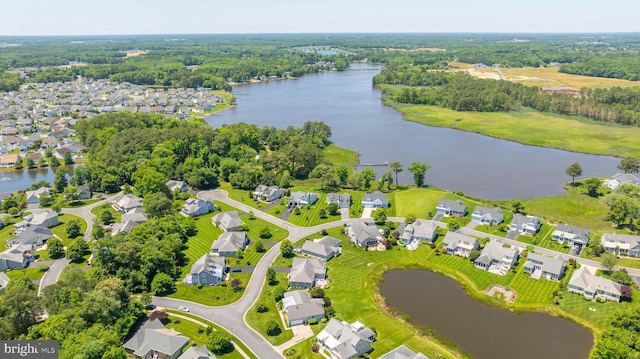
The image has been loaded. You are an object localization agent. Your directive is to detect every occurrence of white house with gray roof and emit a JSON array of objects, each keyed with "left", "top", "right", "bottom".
[
  {"left": 471, "top": 206, "right": 503, "bottom": 225},
  {"left": 552, "top": 224, "right": 590, "bottom": 246},
  {"left": 326, "top": 193, "right": 351, "bottom": 208},
  {"left": 253, "top": 185, "right": 286, "bottom": 202},
  {"left": 568, "top": 266, "right": 622, "bottom": 302},
  {"left": 400, "top": 220, "right": 438, "bottom": 244},
  {"left": 0, "top": 244, "right": 35, "bottom": 271},
  {"left": 181, "top": 198, "right": 215, "bottom": 217},
  {"left": 211, "top": 232, "right": 248, "bottom": 257},
  {"left": 186, "top": 254, "right": 226, "bottom": 286},
  {"left": 21, "top": 210, "right": 59, "bottom": 228},
  {"left": 523, "top": 253, "right": 566, "bottom": 280},
  {"left": 346, "top": 222, "right": 383, "bottom": 248},
  {"left": 474, "top": 241, "right": 519, "bottom": 273},
  {"left": 111, "top": 220, "right": 140, "bottom": 236},
  {"left": 379, "top": 345, "right": 428, "bottom": 359},
  {"left": 289, "top": 258, "right": 326, "bottom": 288},
  {"left": 443, "top": 232, "right": 479, "bottom": 258},
  {"left": 166, "top": 179, "right": 187, "bottom": 192},
  {"left": 602, "top": 233, "right": 640, "bottom": 257},
  {"left": 509, "top": 214, "right": 542, "bottom": 235},
  {"left": 288, "top": 191, "right": 319, "bottom": 206},
  {"left": 316, "top": 319, "right": 375, "bottom": 359},
  {"left": 111, "top": 193, "right": 143, "bottom": 212},
  {"left": 435, "top": 199, "right": 467, "bottom": 217},
  {"left": 211, "top": 211, "right": 243, "bottom": 232},
  {"left": 361, "top": 191, "right": 389, "bottom": 209},
  {"left": 7, "top": 226, "right": 52, "bottom": 247},
  {"left": 25, "top": 187, "right": 50, "bottom": 204},
  {"left": 301, "top": 236, "right": 342, "bottom": 261},
  {"left": 603, "top": 173, "right": 640, "bottom": 191},
  {"left": 123, "top": 318, "right": 189, "bottom": 359},
  {"left": 282, "top": 290, "right": 325, "bottom": 326}
]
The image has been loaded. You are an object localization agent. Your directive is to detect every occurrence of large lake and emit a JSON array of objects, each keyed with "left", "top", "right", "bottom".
[
  {"left": 208, "top": 63, "right": 619, "bottom": 199},
  {"left": 380, "top": 269, "right": 593, "bottom": 359}
]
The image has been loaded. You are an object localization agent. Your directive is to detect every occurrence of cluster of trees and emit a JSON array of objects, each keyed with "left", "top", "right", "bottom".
[
  {"left": 560, "top": 56, "right": 640, "bottom": 81},
  {"left": 591, "top": 305, "right": 640, "bottom": 357},
  {"left": 377, "top": 68, "right": 640, "bottom": 126},
  {"left": 0, "top": 269, "right": 144, "bottom": 359}
]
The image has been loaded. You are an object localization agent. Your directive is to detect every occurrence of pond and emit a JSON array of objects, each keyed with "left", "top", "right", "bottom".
[
  {"left": 208, "top": 63, "right": 619, "bottom": 200},
  {"left": 380, "top": 269, "right": 593, "bottom": 359},
  {"left": 0, "top": 165, "right": 75, "bottom": 194}
]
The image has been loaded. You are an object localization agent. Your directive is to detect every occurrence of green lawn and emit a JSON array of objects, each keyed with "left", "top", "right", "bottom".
[
  {"left": 347, "top": 190, "right": 364, "bottom": 218},
  {"left": 5, "top": 265, "right": 49, "bottom": 281},
  {"left": 167, "top": 273, "right": 251, "bottom": 306},
  {"left": 164, "top": 308, "right": 257, "bottom": 359},
  {"left": 558, "top": 286, "right": 640, "bottom": 332},
  {"left": 63, "top": 198, "right": 101, "bottom": 208},
  {"left": 284, "top": 194, "right": 341, "bottom": 227},
  {"left": 282, "top": 321, "right": 328, "bottom": 359},
  {"left": 388, "top": 187, "right": 485, "bottom": 222},
  {"left": 387, "top": 100, "right": 640, "bottom": 158},
  {"left": 323, "top": 144, "right": 360, "bottom": 169},
  {"left": 181, "top": 213, "right": 225, "bottom": 278},
  {"left": 90, "top": 204, "right": 122, "bottom": 224},
  {"left": 51, "top": 213, "right": 88, "bottom": 247},
  {"left": 245, "top": 273, "right": 294, "bottom": 346},
  {"left": 165, "top": 315, "right": 210, "bottom": 346}
]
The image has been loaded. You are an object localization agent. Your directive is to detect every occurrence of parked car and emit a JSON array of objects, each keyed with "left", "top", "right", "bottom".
[
  {"left": 231, "top": 267, "right": 241, "bottom": 272},
  {"left": 178, "top": 306, "right": 189, "bottom": 312}
]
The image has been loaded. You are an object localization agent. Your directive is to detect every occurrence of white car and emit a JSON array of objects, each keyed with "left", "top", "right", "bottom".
[{"left": 178, "top": 306, "right": 189, "bottom": 312}]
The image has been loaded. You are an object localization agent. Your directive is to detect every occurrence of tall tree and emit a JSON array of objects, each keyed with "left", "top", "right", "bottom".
[
  {"left": 143, "top": 192, "right": 174, "bottom": 218},
  {"left": 601, "top": 252, "right": 619, "bottom": 272},
  {"left": 565, "top": 162, "right": 583, "bottom": 184},
  {"left": 357, "top": 168, "right": 377, "bottom": 191},
  {"left": 618, "top": 157, "right": 640, "bottom": 174},
  {"left": 389, "top": 161, "right": 403, "bottom": 187},
  {"left": 407, "top": 162, "right": 430, "bottom": 187},
  {"left": 54, "top": 167, "right": 69, "bottom": 193}
]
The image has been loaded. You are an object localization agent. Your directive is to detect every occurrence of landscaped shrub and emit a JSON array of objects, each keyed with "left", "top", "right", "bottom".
[
  {"left": 256, "top": 303, "right": 269, "bottom": 313},
  {"left": 308, "top": 318, "right": 318, "bottom": 325},
  {"left": 265, "top": 319, "right": 282, "bottom": 336}
]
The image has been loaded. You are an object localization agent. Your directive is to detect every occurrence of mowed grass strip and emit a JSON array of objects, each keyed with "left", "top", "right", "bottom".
[
  {"left": 245, "top": 273, "right": 294, "bottom": 346},
  {"left": 390, "top": 101, "right": 640, "bottom": 158},
  {"left": 167, "top": 272, "right": 251, "bottom": 306},
  {"left": 286, "top": 194, "right": 341, "bottom": 227}
]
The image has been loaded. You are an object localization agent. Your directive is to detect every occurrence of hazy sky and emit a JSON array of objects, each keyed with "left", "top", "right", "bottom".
[{"left": 0, "top": 0, "right": 638, "bottom": 36}]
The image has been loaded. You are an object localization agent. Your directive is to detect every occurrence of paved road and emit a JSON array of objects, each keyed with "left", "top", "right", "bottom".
[{"left": 38, "top": 193, "right": 120, "bottom": 295}]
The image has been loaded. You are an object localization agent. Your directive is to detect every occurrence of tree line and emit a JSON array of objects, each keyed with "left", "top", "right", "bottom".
[{"left": 375, "top": 68, "right": 640, "bottom": 125}]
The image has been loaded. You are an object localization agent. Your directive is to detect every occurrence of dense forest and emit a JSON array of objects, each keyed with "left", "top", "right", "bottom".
[
  {"left": 1, "top": 33, "right": 640, "bottom": 92},
  {"left": 375, "top": 67, "right": 640, "bottom": 125}
]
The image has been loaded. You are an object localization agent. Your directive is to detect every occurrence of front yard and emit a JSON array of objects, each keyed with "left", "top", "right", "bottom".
[{"left": 245, "top": 272, "right": 294, "bottom": 346}]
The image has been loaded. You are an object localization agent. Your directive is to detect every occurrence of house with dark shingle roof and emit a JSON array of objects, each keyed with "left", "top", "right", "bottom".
[
  {"left": 552, "top": 224, "right": 590, "bottom": 246},
  {"left": 524, "top": 253, "right": 566, "bottom": 280},
  {"left": 123, "top": 318, "right": 189, "bottom": 359}
]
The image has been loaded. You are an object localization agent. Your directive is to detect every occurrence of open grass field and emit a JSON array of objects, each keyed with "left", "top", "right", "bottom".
[
  {"left": 388, "top": 101, "right": 640, "bottom": 158},
  {"left": 245, "top": 272, "right": 294, "bottom": 346},
  {"left": 51, "top": 213, "right": 88, "bottom": 247},
  {"left": 165, "top": 309, "right": 257, "bottom": 359},
  {"left": 558, "top": 288, "right": 640, "bottom": 332},
  {"left": 167, "top": 272, "right": 251, "bottom": 306},
  {"left": 388, "top": 187, "right": 485, "bottom": 220},
  {"left": 5, "top": 265, "right": 48, "bottom": 281},
  {"left": 90, "top": 204, "right": 122, "bottom": 224},
  {"left": 284, "top": 194, "right": 341, "bottom": 227},
  {"left": 452, "top": 62, "right": 640, "bottom": 89},
  {"left": 323, "top": 144, "right": 360, "bottom": 169}
]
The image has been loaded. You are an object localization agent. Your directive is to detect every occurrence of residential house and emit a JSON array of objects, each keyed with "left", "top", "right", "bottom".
[
  {"left": 400, "top": 220, "right": 438, "bottom": 244},
  {"left": 603, "top": 173, "right": 640, "bottom": 191},
  {"left": 181, "top": 198, "right": 215, "bottom": 217},
  {"left": 253, "top": 185, "right": 286, "bottom": 202},
  {"left": 289, "top": 258, "right": 326, "bottom": 288},
  {"left": 186, "top": 254, "right": 226, "bottom": 286},
  {"left": 211, "top": 232, "right": 248, "bottom": 257},
  {"left": 510, "top": 214, "right": 542, "bottom": 235},
  {"left": 25, "top": 187, "right": 50, "bottom": 204},
  {"left": 76, "top": 185, "right": 92, "bottom": 200},
  {"left": 316, "top": 319, "right": 375, "bottom": 359},
  {"left": 7, "top": 227, "right": 53, "bottom": 247},
  {"left": 326, "top": 193, "right": 351, "bottom": 208},
  {"left": 346, "top": 222, "right": 383, "bottom": 248},
  {"left": 288, "top": 192, "right": 319, "bottom": 207},
  {"left": 120, "top": 207, "right": 148, "bottom": 224},
  {"left": 211, "top": 211, "right": 243, "bottom": 232},
  {"left": 22, "top": 210, "right": 59, "bottom": 228},
  {"left": 282, "top": 290, "right": 325, "bottom": 326},
  {"left": 602, "top": 233, "right": 640, "bottom": 257},
  {"left": 111, "top": 220, "right": 140, "bottom": 236},
  {"left": 471, "top": 206, "right": 503, "bottom": 225},
  {"left": 552, "top": 224, "right": 590, "bottom": 246},
  {"left": 568, "top": 266, "right": 622, "bottom": 302},
  {"left": 474, "top": 241, "right": 519, "bottom": 273},
  {"left": 166, "top": 180, "right": 187, "bottom": 193},
  {"left": 0, "top": 153, "right": 19, "bottom": 168},
  {"left": 379, "top": 345, "right": 428, "bottom": 359},
  {"left": 0, "top": 244, "right": 35, "bottom": 271},
  {"left": 0, "top": 272, "right": 9, "bottom": 294},
  {"left": 442, "top": 232, "right": 479, "bottom": 258},
  {"left": 301, "top": 236, "right": 342, "bottom": 261},
  {"left": 435, "top": 199, "right": 467, "bottom": 217},
  {"left": 111, "top": 193, "right": 143, "bottom": 212},
  {"left": 178, "top": 345, "right": 215, "bottom": 359},
  {"left": 361, "top": 191, "right": 389, "bottom": 209},
  {"left": 122, "top": 318, "right": 189, "bottom": 359},
  {"left": 523, "top": 253, "right": 566, "bottom": 280}
]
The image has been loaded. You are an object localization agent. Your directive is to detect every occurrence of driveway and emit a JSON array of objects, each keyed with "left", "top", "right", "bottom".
[
  {"left": 464, "top": 221, "right": 479, "bottom": 230},
  {"left": 432, "top": 213, "right": 444, "bottom": 222},
  {"left": 361, "top": 207, "right": 373, "bottom": 218},
  {"left": 260, "top": 199, "right": 282, "bottom": 212},
  {"left": 568, "top": 244, "right": 582, "bottom": 257},
  {"left": 339, "top": 207, "right": 350, "bottom": 221},
  {"left": 506, "top": 231, "right": 519, "bottom": 240}
]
